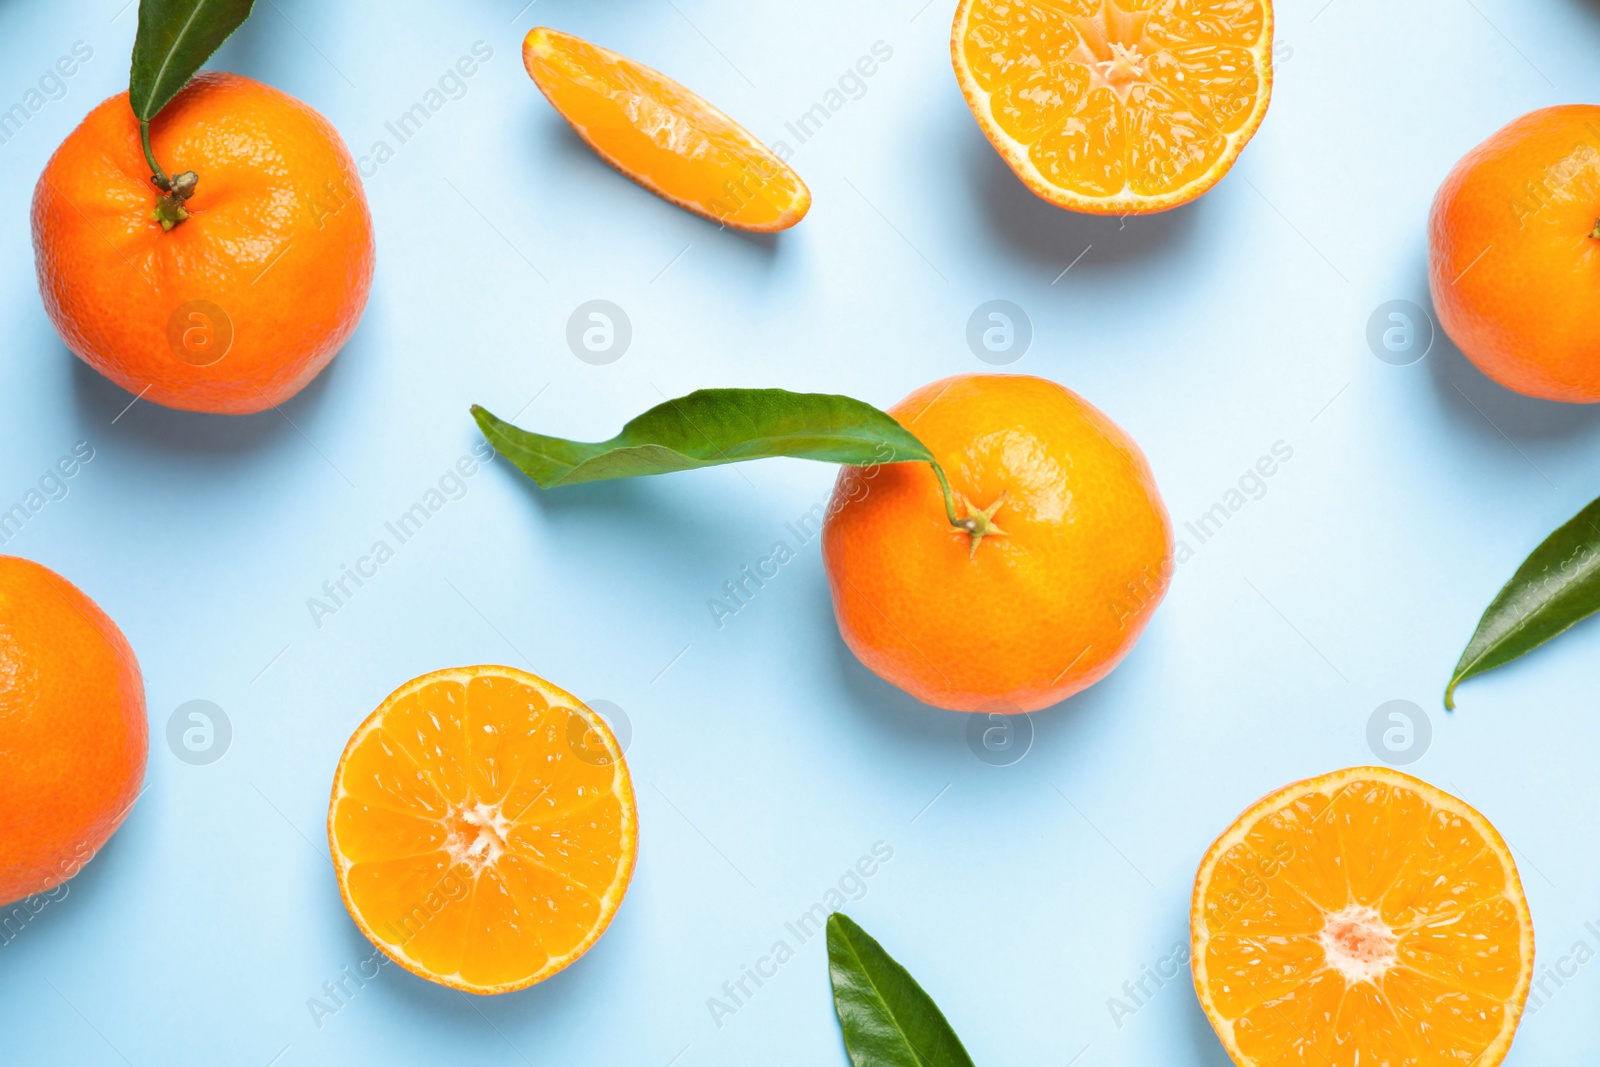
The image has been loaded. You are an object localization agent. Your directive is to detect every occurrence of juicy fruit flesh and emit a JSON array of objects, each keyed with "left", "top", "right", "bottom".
[
  {"left": 524, "top": 28, "right": 809, "bottom": 231},
  {"left": 330, "top": 669, "right": 634, "bottom": 992},
  {"left": 959, "top": 0, "right": 1267, "bottom": 200},
  {"left": 1194, "top": 770, "right": 1531, "bottom": 1066}
]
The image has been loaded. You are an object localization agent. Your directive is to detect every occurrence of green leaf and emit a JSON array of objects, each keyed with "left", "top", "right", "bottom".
[
  {"left": 130, "top": 0, "right": 257, "bottom": 122},
  {"left": 471, "top": 389, "right": 934, "bottom": 490},
  {"left": 826, "top": 913, "right": 975, "bottom": 1067},
  {"left": 1447, "top": 493, "right": 1600, "bottom": 708}
]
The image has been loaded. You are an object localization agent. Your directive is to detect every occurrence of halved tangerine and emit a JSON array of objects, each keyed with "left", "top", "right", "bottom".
[
  {"left": 1192, "top": 767, "right": 1533, "bottom": 1067},
  {"left": 328, "top": 665, "right": 637, "bottom": 994},
  {"left": 952, "top": 0, "right": 1273, "bottom": 214},
  {"left": 523, "top": 27, "right": 810, "bottom": 231}
]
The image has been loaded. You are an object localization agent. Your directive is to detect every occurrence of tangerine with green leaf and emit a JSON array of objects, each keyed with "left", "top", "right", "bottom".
[
  {"left": 823, "top": 374, "right": 1171, "bottom": 713},
  {"left": 472, "top": 377, "right": 1173, "bottom": 714},
  {"left": 33, "top": 71, "right": 374, "bottom": 415}
]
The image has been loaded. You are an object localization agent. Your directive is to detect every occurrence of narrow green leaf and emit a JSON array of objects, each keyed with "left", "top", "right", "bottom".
[
  {"left": 471, "top": 389, "right": 934, "bottom": 490},
  {"left": 826, "top": 913, "right": 975, "bottom": 1067},
  {"left": 130, "top": 0, "right": 257, "bottom": 121},
  {"left": 1447, "top": 494, "right": 1600, "bottom": 708}
]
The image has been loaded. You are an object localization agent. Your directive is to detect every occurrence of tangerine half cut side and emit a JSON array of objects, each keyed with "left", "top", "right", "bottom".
[
  {"left": 952, "top": 0, "right": 1273, "bottom": 214},
  {"left": 329, "top": 665, "right": 637, "bottom": 994},
  {"left": 1191, "top": 766, "right": 1533, "bottom": 1067}
]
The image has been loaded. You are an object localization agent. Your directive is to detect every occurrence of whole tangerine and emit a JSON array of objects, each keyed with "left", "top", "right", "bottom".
[
  {"left": 32, "top": 71, "right": 374, "bottom": 415},
  {"left": 0, "top": 556, "right": 147, "bottom": 908},
  {"left": 1429, "top": 105, "right": 1600, "bottom": 402},
  {"left": 822, "top": 374, "right": 1172, "bottom": 713}
]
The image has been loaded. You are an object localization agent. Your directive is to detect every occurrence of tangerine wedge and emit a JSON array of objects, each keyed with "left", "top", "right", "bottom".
[
  {"left": 1191, "top": 767, "right": 1533, "bottom": 1067},
  {"left": 328, "top": 665, "right": 637, "bottom": 994},
  {"left": 523, "top": 27, "right": 810, "bottom": 231},
  {"left": 952, "top": 0, "right": 1273, "bottom": 214}
]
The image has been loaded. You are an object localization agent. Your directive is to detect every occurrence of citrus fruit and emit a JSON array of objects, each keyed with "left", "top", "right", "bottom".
[
  {"left": 523, "top": 27, "right": 810, "bottom": 232},
  {"left": 328, "top": 665, "right": 638, "bottom": 993},
  {"left": 1429, "top": 105, "right": 1600, "bottom": 402},
  {"left": 0, "top": 555, "right": 146, "bottom": 908},
  {"left": 821, "top": 373, "right": 1171, "bottom": 713},
  {"left": 33, "top": 71, "right": 375, "bottom": 415},
  {"left": 951, "top": 0, "right": 1273, "bottom": 214},
  {"left": 1192, "top": 767, "right": 1534, "bottom": 1067}
]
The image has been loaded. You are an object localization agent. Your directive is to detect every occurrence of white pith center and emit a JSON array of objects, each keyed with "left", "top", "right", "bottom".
[
  {"left": 445, "top": 800, "right": 512, "bottom": 873},
  {"left": 1067, "top": 2, "right": 1157, "bottom": 101},
  {"left": 1319, "top": 904, "right": 1398, "bottom": 983},
  {"left": 1096, "top": 42, "right": 1148, "bottom": 90}
]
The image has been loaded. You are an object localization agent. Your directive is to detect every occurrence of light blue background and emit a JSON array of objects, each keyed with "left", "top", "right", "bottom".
[{"left": 2, "top": 0, "right": 1598, "bottom": 1062}]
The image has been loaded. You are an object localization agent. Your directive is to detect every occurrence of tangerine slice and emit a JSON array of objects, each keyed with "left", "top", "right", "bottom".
[
  {"left": 952, "top": 0, "right": 1273, "bottom": 214},
  {"left": 523, "top": 27, "right": 810, "bottom": 231},
  {"left": 328, "top": 665, "right": 637, "bottom": 993},
  {"left": 1191, "top": 767, "right": 1534, "bottom": 1067}
]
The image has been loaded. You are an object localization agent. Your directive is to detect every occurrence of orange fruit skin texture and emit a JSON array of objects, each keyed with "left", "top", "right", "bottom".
[
  {"left": 523, "top": 27, "right": 811, "bottom": 232},
  {"left": 1429, "top": 105, "right": 1600, "bottom": 402},
  {"left": 32, "top": 71, "right": 375, "bottom": 415},
  {"left": 328, "top": 666, "right": 638, "bottom": 994},
  {"left": 0, "top": 556, "right": 146, "bottom": 909},
  {"left": 822, "top": 374, "right": 1172, "bottom": 713},
  {"left": 1191, "top": 767, "right": 1534, "bottom": 1067},
  {"left": 952, "top": 0, "right": 1273, "bottom": 215}
]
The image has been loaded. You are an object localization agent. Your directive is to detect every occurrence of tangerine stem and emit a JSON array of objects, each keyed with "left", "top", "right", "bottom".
[
  {"left": 140, "top": 118, "right": 198, "bottom": 231},
  {"left": 930, "top": 461, "right": 1005, "bottom": 557},
  {"left": 1590, "top": 218, "right": 1600, "bottom": 240}
]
